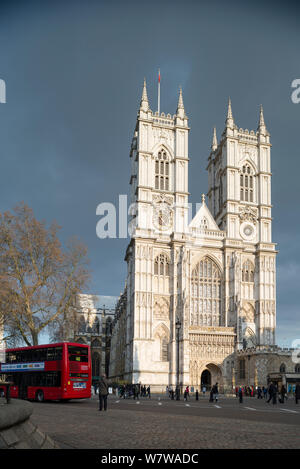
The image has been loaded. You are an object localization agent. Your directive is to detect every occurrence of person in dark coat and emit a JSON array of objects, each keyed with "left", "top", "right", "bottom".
[
  {"left": 280, "top": 385, "right": 286, "bottom": 403},
  {"left": 209, "top": 387, "right": 214, "bottom": 402},
  {"left": 267, "top": 382, "right": 277, "bottom": 405},
  {"left": 195, "top": 389, "right": 199, "bottom": 401},
  {"left": 214, "top": 383, "right": 219, "bottom": 402},
  {"left": 272, "top": 383, "right": 278, "bottom": 405},
  {"left": 295, "top": 383, "right": 300, "bottom": 404},
  {"left": 98, "top": 373, "right": 109, "bottom": 411},
  {"left": 238, "top": 386, "right": 243, "bottom": 403},
  {"left": 267, "top": 382, "right": 275, "bottom": 403}
]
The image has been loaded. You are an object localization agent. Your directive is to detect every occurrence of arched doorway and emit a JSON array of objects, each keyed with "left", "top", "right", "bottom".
[
  {"left": 202, "top": 363, "right": 223, "bottom": 391},
  {"left": 201, "top": 369, "right": 211, "bottom": 388}
]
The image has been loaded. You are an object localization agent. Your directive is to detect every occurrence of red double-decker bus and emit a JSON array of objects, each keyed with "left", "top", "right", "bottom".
[{"left": 0, "top": 342, "right": 91, "bottom": 402}]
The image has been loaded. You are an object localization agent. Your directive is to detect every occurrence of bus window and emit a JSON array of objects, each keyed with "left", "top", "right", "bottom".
[{"left": 68, "top": 346, "right": 88, "bottom": 362}]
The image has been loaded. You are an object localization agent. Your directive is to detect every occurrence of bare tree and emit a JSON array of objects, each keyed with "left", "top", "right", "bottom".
[{"left": 0, "top": 203, "right": 90, "bottom": 346}]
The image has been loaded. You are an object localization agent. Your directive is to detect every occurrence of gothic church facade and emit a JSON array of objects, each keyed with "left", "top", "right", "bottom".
[{"left": 109, "top": 80, "right": 277, "bottom": 391}]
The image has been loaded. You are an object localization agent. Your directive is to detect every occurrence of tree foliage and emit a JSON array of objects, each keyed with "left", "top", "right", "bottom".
[{"left": 0, "top": 203, "right": 90, "bottom": 346}]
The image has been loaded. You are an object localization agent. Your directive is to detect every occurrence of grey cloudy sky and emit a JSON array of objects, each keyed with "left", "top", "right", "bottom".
[{"left": 0, "top": 0, "right": 299, "bottom": 346}]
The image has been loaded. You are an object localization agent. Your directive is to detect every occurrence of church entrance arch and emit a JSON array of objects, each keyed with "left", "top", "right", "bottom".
[
  {"left": 201, "top": 369, "right": 211, "bottom": 389},
  {"left": 202, "top": 363, "right": 223, "bottom": 391}
]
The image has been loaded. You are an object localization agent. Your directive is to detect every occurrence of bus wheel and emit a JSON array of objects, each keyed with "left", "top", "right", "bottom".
[{"left": 35, "top": 390, "right": 44, "bottom": 402}]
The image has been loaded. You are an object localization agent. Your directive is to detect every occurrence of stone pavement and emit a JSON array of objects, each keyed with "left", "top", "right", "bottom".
[{"left": 30, "top": 395, "right": 300, "bottom": 449}]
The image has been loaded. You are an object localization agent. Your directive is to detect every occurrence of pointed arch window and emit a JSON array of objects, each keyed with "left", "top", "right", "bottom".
[
  {"left": 242, "top": 260, "right": 254, "bottom": 282},
  {"left": 78, "top": 315, "right": 86, "bottom": 334},
  {"left": 155, "top": 150, "right": 169, "bottom": 191},
  {"left": 92, "top": 352, "right": 101, "bottom": 379},
  {"left": 191, "top": 257, "right": 222, "bottom": 326},
  {"left": 154, "top": 253, "right": 170, "bottom": 277},
  {"left": 280, "top": 363, "right": 286, "bottom": 373},
  {"left": 240, "top": 164, "right": 255, "bottom": 202},
  {"left": 161, "top": 337, "right": 169, "bottom": 361},
  {"left": 92, "top": 317, "right": 100, "bottom": 335}
]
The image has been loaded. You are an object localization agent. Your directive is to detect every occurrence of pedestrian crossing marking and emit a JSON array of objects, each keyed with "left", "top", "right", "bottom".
[
  {"left": 115, "top": 400, "right": 120, "bottom": 403},
  {"left": 244, "top": 407, "right": 256, "bottom": 411},
  {"left": 136, "top": 401, "right": 140, "bottom": 404},
  {"left": 280, "top": 408, "right": 298, "bottom": 414},
  {"left": 214, "top": 405, "right": 221, "bottom": 408},
  {"left": 185, "top": 404, "right": 190, "bottom": 407},
  {"left": 158, "top": 402, "right": 162, "bottom": 406}
]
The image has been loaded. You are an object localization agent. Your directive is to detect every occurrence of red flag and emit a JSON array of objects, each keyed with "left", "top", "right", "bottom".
[{"left": 158, "top": 69, "right": 161, "bottom": 83}]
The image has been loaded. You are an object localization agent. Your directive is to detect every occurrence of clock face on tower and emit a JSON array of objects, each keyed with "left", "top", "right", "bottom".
[
  {"left": 153, "top": 201, "right": 173, "bottom": 231},
  {"left": 240, "top": 221, "right": 256, "bottom": 241}
]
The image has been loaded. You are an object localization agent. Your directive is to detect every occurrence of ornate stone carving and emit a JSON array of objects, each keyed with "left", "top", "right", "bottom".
[
  {"left": 239, "top": 206, "right": 258, "bottom": 225},
  {"left": 153, "top": 295, "right": 170, "bottom": 320}
]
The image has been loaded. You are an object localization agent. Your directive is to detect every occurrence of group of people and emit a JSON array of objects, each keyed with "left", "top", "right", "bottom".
[
  {"left": 118, "top": 383, "right": 151, "bottom": 400},
  {"left": 236, "top": 382, "right": 300, "bottom": 404},
  {"left": 165, "top": 384, "right": 219, "bottom": 402},
  {"left": 95, "top": 375, "right": 300, "bottom": 412}
]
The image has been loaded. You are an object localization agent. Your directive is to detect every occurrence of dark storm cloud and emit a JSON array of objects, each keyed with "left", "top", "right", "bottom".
[{"left": 0, "top": 0, "right": 299, "bottom": 345}]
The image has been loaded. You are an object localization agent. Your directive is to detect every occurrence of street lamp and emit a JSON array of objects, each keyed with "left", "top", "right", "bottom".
[{"left": 175, "top": 317, "right": 181, "bottom": 400}]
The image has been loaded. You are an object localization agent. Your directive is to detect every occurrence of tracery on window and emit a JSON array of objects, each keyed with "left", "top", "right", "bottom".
[
  {"left": 240, "top": 164, "right": 255, "bottom": 202},
  {"left": 242, "top": 260, "right": 254, "bottom": 282},
  {"left": 161, "top": 337, "right": 169, "bottom": 361},
  {"left": 155, "top": 150, "right": 170, "bottom": 191},
  {"left": 190, "top": 257, "right": 222, "bottom": 326},
  {"left": 154, "top": 253, "right": 170, "bottom": 276}
]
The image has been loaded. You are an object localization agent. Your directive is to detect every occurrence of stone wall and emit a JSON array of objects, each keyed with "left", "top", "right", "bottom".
[{"left": 0, "top": 399, "right": 59, "bottom": 449}]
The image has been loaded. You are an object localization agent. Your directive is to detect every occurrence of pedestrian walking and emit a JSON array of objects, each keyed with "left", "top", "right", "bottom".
[
  {"left": 267, "top": 383, "right": 274, "bottom": 403},
  {"left": 98, "top": 373, "right": 109, "bottom": 412},
  {"left": 257, "top": 386, "right": 263, "bottom": 399},
  {"left": 295, "top": 383, "right": 300, "bottom": 404},
  {"left": 202, "top": 385, "right": 206, "bottom": 396},
  {"left": 279, "top": 385, "right": 286, "bottom": 404},
  {"left": 267, "top": 382, "right": 277, "bottom": 405},
  {"left": 212, "top": 383, "right": 219, "bottom": 402},
  {"left": 238, "top": 386, "right": 243, "bottom": 403},
  {"left": 209, "top": 387, "right": 214, "bottom": 402},
  {"left": 272, "top": 384, "right": 278, "bottom": 405},
  {"left": 147, "top": 385, "right": 151, "bottom": 399},
  {"left": 195, "top": 389, "right": 199, "bottom": 401},
  {"left": 263, "top": 386, "right": 267, "bottom": 400}
]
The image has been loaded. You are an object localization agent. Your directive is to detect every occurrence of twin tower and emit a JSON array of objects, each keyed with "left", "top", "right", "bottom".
[{"left": 109, "top": 78, "right": 277, "bottom": 390}]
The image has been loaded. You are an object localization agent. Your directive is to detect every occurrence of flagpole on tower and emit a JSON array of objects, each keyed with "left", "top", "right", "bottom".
[{"left": 158, "top": 69, "right": 160, "bottom": 115}]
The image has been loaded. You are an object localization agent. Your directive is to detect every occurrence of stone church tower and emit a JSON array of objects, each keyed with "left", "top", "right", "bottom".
[
  {"left": 207, "top": 100, "right": 276, "bottom": 349},
  {"left": 110, "top": 80, "right": 277, "bottom": 391}
]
